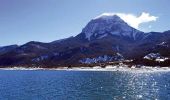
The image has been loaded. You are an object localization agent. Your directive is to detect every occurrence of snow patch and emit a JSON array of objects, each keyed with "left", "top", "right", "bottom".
[
  {"left": 144, "top": 53, "right": 169, "bottom": 62},
  {"left": 79, "top": 54, "right": 124, "bottom": 64}
]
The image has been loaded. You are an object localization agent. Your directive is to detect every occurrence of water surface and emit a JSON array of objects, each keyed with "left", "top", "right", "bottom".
[{"left": 0, "top": 70, "right": 170, "bottom": 100}]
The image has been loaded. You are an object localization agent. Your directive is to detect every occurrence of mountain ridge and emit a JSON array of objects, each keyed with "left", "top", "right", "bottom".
[{"left": 0, "top": 14, "right": 170, "bottom": 67}]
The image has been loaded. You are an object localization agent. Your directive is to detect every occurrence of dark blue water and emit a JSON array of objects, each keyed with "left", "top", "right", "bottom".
[{"left": 0, "top": 70, "right": 170, "bottom": 100}]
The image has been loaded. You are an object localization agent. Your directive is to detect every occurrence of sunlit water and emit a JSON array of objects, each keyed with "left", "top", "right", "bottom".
[{"left": 0, "top": 70, "right": 170, "bottom": 100}]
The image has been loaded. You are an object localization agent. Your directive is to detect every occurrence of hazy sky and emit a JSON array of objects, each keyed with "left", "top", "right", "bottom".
[{"left": 0, "top": 0, "right": 169, "bottom": 46}]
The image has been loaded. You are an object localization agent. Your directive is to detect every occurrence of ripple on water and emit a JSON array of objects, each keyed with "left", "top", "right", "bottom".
[{"left": 0, "top": 70, "right": 170, "bottom": 99}]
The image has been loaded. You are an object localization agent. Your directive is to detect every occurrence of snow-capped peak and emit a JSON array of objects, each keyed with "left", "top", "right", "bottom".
[{"left": 81, "top": 13, "right": 142, "bottom": 41}]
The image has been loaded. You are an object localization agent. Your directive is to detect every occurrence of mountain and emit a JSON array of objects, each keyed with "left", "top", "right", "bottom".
[
  {"left": 77, "top": 15, "right": 144, "bottom": 41},
  {"left": 0, "top": 45, "right": 18, "bottom": 55},
  {"left": 0, "top": 14, "right": 170, "bottom": 67}
]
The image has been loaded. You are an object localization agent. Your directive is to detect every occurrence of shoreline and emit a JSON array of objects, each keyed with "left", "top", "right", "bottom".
[{"left": 0, "top": 66, "right": 170, "bottom": 73}]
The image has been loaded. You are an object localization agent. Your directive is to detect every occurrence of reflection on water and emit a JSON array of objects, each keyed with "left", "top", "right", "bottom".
[
  {"left": 120, "top": 72, "right": 162, "bottom": 99},
  {"left": 0, "top": 70, "right": 170, "bottom": 100}
]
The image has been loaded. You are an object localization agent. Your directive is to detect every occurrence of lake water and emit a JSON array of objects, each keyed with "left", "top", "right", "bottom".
[{"left": 0, "top": 70, "right": 170, "bottom": 100}]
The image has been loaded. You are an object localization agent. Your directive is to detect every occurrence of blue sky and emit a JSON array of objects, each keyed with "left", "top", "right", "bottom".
[{"left": 0, "top": 0, "right": 169, "bottom": 46}]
